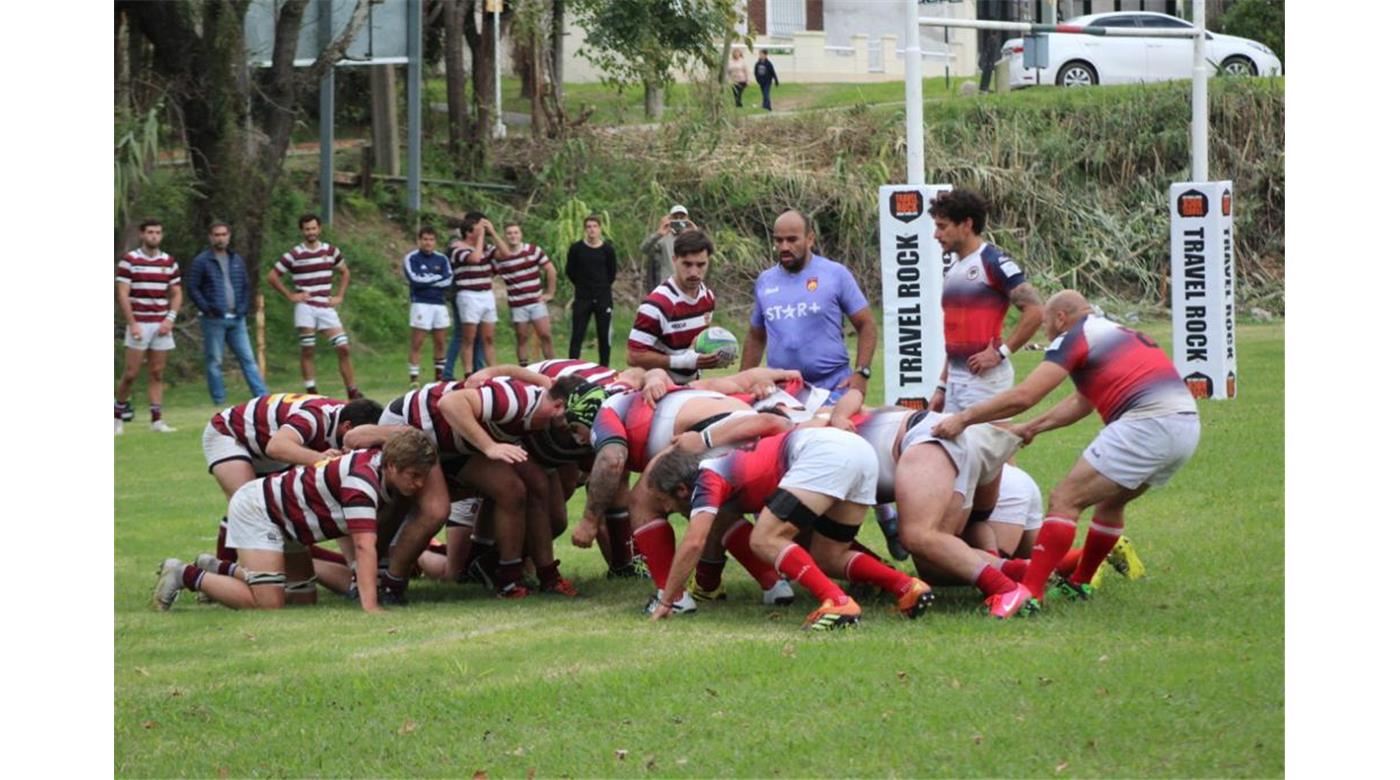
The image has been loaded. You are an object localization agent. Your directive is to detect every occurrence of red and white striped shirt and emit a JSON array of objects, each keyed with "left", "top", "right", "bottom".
[
  {"left": 628, "top": 279, "right": 715, "bottom": 383},
  {"left": 399, "top": 378, "right": 547, "bottom": 455},
  {"left": 491, "top": 243, "right": 550, "bottom": 307},
  {"left": 262, "top": 448, "right": 386, "bottom": 544},
  {"left": 116, "top": 249, "right": 181, "bottom": 323},
  {"left": 450, "top": 242, "right": 496, "bottom": 293},
  {"left": 209, "top": 393, "right": 345, "bottom": 459},
  {"left": 274, "top": 242, "right": 345, "bottom": 307}
]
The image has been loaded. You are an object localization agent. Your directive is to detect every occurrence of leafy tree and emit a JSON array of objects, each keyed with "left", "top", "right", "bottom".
[
  {"left": 1221, "top": 0, "right": 1284, "bottom": 63},
  {"left": 574, "top": 0, "right": 739, "bottom": 119}
]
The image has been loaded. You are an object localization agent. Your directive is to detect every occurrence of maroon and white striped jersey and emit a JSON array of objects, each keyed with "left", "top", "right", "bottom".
[
  {"left": 209, "top": 393, "right": 346, "bottom": 459},
  {"left": 450, "top": 242, "right": 496, "bottom": 293},
  {"left": 262, "top": 448, "right": 386, "bottom": 544},
  {"left": 491, "top": 243, "right": 551, "bottom": 307},
  {"left": 274, "top": 243, "right": 345, "bottom": 307},
  {"left": 398, "top": 378, "right": 547, "bottom": 455},
  {"left": 528, "top": 359, "right": 624, "bottom": 390},
  {"left": 116, "top": 249, "right": 181, "bottom": 323},
  {"left": 628, "top": 279, "right": 715, "bottom": 383}
]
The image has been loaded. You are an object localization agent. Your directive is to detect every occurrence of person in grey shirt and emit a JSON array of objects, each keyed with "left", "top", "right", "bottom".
[
  {"left": 639, "top": 204, "right": 694, "bottom": 292},
  {"left": 187, "top": 222, "right": 268, "bottom": 404}
]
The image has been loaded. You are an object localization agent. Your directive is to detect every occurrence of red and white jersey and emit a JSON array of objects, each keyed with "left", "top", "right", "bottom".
[
  {"left": 274, "top": 242, "right": 345, "bottom": 307},
  {"left": 209, "top": 393, "right": 345, "bottom": 459},
  {"left": 527, "top": 359, "right": 629, "bottom": 393},
  {"left": 491, "top": 243, "right": 550, "bottom": 307},
  {"left": 1044, "top": 315, "right": 1196, "bottom": 423},
  {"left": 627, "top": 279, "right": 715, "bottom": 383},
  {"left": 116, "top": 248, "right": 181, "bottom": 323},
  {"left": 942, "top": 243, "right": 1025, "bottom": 370},
  {"left": 262, "top": 448, "right": 387, "bottom": 544},
  {"left": 590, "top": 387, "right": 725, "bottom": 472},
  {"left": 398, "top": 378, "right": 546, "bottom": 455},
  {"left": 450, "top": 242, "right": 496, "bottom": 293},
  {"left": 689, "top": 430, "right": 797, "bottom": 519}
]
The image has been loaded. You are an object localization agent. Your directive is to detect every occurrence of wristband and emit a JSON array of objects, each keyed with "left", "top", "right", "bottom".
[
  {"left": 165, "top": 311, "right": 177, "bottom": 322},
  {"left": 998, "top": 344, "right": 1012, "bottom": 360},
  {"left": 701, "top": 428, "right": 714, "bottom": 449},
  {"left": 669, "top": 351, "right": 698, "bottom": 371},
  {"left": 936, "top": 383, "right": 947, "bottom": 393}
]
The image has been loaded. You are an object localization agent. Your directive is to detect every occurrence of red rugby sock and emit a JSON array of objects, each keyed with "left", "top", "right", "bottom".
[
  {"left": 632, "top": 519, "right": 676, "bottom": 590},
  {"left": 1072, "top": 517, "right": 1123, "bottom": 586},
  {"left": 775, "top": 544, "right": 848, "bottom": 605},
  {"left": 721, "top": 520, "right": 779, "bottom": 589},
  {"left": 844, "top": 552, "right": 913, "bottom": 597},
  {"left": 1025, "top": 516, "right": 1078, "bottom": 599}
]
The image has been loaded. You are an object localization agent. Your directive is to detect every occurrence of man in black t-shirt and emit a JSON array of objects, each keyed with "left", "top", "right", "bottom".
[{"left": 565, "top": 214, "right": 619, "bottom": 365}]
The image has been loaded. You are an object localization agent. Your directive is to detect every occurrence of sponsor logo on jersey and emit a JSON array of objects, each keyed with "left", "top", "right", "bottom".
[
  {"left": 889, "top": 190, "right": 924, "bottom": 224},
  {"left": 805, "top": 277, "right": 819, "bottom": 292},
  {"left": 966, "top": 265, "right": 980, "bottom": 281}
]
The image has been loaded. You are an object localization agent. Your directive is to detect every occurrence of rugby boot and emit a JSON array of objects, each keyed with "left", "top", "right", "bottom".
[
  {"left": 687, "top": 573, "right": 727, "bottom": 602},
  {"left": 896, "top": 578, "right": 936, "bottom": 619},
  {"left": 644, "top": 590, "right": 698, "bottom": 616},
  {"left": 762, "top": 578, "right": 796, "bottom": 606},
  {"left": 152, "top": 558, "right": 185, "bottom": 611},
  {"left": 1106, "top": 536, "right": 1147, "bottom": 580},
  {"left": 984, "top": 584, "right": 1040, "bottom": 619},
  {"left": 803, "top": 598, "right": 862, "bottom": 631}
]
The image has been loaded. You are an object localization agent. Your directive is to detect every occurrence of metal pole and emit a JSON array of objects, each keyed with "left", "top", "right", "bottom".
[
  {"left": 407, "top": 0, "right": 422, "bottom": 216},
  {"left": 944, "top": 25, "right": 949, "bottom": 91},
  {"left": 493, "top": 10, "right": 507, "bottom": 139},
  {"left": 905, "top": 0, "right": 924, "bottom": 185},
  {"left": 1191, "top": 0, "right": 1208, "bottom": 181},
  {"left": 318, "top": 0, "right": 334, "bottom": 225}
]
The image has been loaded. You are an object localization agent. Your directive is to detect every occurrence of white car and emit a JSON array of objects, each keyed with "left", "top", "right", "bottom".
[{"left": 1001, "top": 11, "right": 1281, "bottom": 89}]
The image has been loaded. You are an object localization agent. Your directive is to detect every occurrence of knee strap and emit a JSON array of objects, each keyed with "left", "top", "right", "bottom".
[
  {"left": 605, "top": 507, "right": 628, "bottom": 521},
  {"left": 814, "top": 515, "right": 860, "bottom": 542},
  {"left": 298, "top": 334, "right": 317, "bottom": 348},
  {"left": 331, "top": 333, "right": 350, "bottom": 348},
  {"left": 285, "top": 576, "right": 318, "bottom": 594},
  {"left": 244, "top": 570, "right": 287, "bottom": 587},
  {"left": 766, "top": 488, "right": 819, "bottom": 529}
]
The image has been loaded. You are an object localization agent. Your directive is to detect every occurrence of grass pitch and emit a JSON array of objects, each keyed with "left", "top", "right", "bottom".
[{"left": 115, "top": 322, "right": 1283, "bottom": 777}]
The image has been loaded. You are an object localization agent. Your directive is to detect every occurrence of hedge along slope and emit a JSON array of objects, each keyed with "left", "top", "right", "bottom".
[{"left": 504, "top": 77, "right": 1283, "bottom": 317}]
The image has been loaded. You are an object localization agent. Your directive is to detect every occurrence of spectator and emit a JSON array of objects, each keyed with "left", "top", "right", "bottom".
[
  {"left": 640, "top": 204, "right": 693, "bottom": 293},
  {"left": 754, "top": 49, "right": 780, "bottom": 111},
  {"left": 401, "top": 226, "right": 454, "bottom": 387},
  {"left": 627, "top": 229, "right": 724, "bottom": 384},
  {"left": 186, "top": 221, "right": 268, "bottom": 405},
  {"left": 266, "top": 214, "right": 362, "bottom": 399},
  {"left": 492, "top": 222, "right": 557, "bottom": 365},
  {"left": 727, "top": 48, "right": 749, "bottom": 107},
  {"left": 740, "top": 210, "right": 877, "bottom": 400},
  {"left": 114, "top": 218, "right": 183, "bottom": 434},
  {"left": 444, "top": 211, "right": 497, "bottom": 379},
  {"left": 565, "top": 214, "right": 618, "bottom": 365}
]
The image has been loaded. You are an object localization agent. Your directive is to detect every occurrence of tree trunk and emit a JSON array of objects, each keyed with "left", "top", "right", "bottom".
[
  {"left": 443, "top": 0, "right": 469, "bottom": 165},
  {"left": 370, "top": 65, "right": 401, "bottom": 175},
  {"left": 551, "top": 0, "right": 565, "bottom": 104},
  {"left": 516, "top": 33, "right": 535, "bottom": 99},
  {"left": 467, "top": 4, "right": 504, "bottom": 160},
  {"left": 644, "top": 80, "right": 664, "bottom": 120}
]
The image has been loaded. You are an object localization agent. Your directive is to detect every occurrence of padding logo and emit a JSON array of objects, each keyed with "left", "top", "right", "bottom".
[
  {"left": 1221, "top": 190, "right": 1232, "bottom": 217},
  {"left": 896, "top": 397, "right": 929, "bottom": 411},
  {"left": 1177, "top": 190, "right": 1209, "bottom": 218},
  {"left": 1184, "top": 372, "right": 1213, "bottom": 399},
  {"left": 1226, "top": 371, "right": 1236, "bottom": 398},
  {"left": 889, "top": 190, "right": 924, "bottom": 224}
]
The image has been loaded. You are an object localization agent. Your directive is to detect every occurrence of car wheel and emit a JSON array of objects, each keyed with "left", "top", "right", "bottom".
[
  {"left": 1221, "top": 55, "right": 1257, "bottom": 77},
  {"left": 1056, "top": 60, "right": 1098, "bottom": 87}
]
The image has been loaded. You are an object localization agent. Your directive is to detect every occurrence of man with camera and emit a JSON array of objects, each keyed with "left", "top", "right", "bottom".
[{"left": 640, "top": 204, "right": 694, "bottom": 293}]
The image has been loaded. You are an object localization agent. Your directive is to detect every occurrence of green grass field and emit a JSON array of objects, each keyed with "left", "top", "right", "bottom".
[{"left": 115, "top": 320, "right": 1283, "bottom": 777}]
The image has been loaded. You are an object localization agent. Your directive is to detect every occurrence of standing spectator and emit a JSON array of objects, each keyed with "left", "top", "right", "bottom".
[
  {"left": 114, "top": 218, "right": 183, "bottom": 434},
  {"left": 492, "top": 222, "right": 557, "bottom": 365},
  {"left": 640, "top": 204, "right": 693, "bottom": 292},
  {"left": 444, "top": 211, "right": 497, "bottom": 379},
  {"left": 266, "top": 214, "right": 362, "bottom": 399},
  {"left": 186, "top": 221, "right": 268, "bottom": 406},
  {"left": 929, "top": 188, "right": 1043, "bottom": 414},
  {"left": 754, "top": 49, "right": 780, "bottom": 111},
  {"left": 565, "top": 214, "right": 618, "bottom": 365},
  {"left": 402, "top": 226, "right": 454, "bottom": 387},
  {"left": 627, "top": 229, "right": 724, "bottom": 384},
  {"left": 727, "top": 48, "right": 749, "bottom": 107},
  {"left": 740, "top": 210, "right": 877, "bottom": 400}
]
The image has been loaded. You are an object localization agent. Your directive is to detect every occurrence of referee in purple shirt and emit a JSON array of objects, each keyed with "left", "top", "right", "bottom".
[{"left": 740, "top": 210, "right": 878, "bottom": 401}]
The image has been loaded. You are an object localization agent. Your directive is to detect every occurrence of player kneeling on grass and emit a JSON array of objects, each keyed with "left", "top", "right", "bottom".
[
  {"left": 154, "top": 429, "right": 440, "bottom": 613},
  {"left": 645, "top": 427, "right": 934, "bottom": 630}
]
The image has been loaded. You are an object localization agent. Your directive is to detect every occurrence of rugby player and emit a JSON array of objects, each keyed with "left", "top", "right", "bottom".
[
  {"left": 154, "top": 429, "right": 440, "bottom": 612},
  {"left": 933, "top": 290, "right": 1199, "bottom": 601}
]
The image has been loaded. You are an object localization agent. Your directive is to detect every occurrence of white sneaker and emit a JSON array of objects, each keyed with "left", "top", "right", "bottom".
[
  {"left": 114, "top": 419, "right": 124, "bottom": 436},
  {"left": 763, "top": 578, "right": 796, "bottom": 606},
  {"left": 151, "top": 420, "right": 177, "bottom": 433},
  {"left": 152, "top": 558, "right": 185, "bottom": 611},
  {"left": 644, "top": 589, "right": 698, "bottom": 616}
]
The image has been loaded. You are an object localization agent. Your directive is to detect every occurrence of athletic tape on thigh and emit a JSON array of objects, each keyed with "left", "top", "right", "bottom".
[
  {"left": 285, "top": 576, "right": 318, "bottom": 594},
  {"left": 331, "top": 333, "right": 350, "bottom": 347},
  {"left": 814, "top": 515, "right": 859, "bottom": 542},
  {"left": 299, "top": 334, "right": 317, "bottom": 347},
  {"left": 244, "top": 570, "right": 287, "bottom": 587},
  {"left": 766, "top": 488, "right": 819, "bottom": 529}
]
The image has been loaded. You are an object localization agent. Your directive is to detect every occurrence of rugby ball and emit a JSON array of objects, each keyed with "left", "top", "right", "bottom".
[{"left": 694, "top": 326, "right": 738, "bottom": 365}]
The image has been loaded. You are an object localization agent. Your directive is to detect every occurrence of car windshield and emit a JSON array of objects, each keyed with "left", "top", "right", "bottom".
[
  {"left": 1086, "top": 16, "right": 1139, "bottom": 28},
  {"left": 1137, "top": 14, "right": 1193, "bottom": 28}
]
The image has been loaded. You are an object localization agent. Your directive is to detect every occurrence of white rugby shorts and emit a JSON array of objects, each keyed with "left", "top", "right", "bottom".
[
  {"left": 959, "top": 424, "right": 1024, "bottom": 509},
  {"left": 945, "top": 359, "right": 1013, "bottom": 416},
  {"left": 456, "top": 290, "right": 498, "bottom": 324},
  {"left": 410, "top": 302, "right": 452, "bottom": 330},
  {"left": 510, "top": 301, "right": 549, "bottom": 324},
  {"left": 899, "top": 412, "right": 971, "bottom": 499},
  {"left": 988, "top": 465, "right": 1044, "bottom": 531},
  {"left": 123, "top": 321, "right": 176, "bottom": 351},
  {"left": 202, "top": 422, "right": 284, "bottom": 475},
  {"left": 1084, "top": 412, "right": 1201, "bottom": 490},
  {"left": 293, "top": 303, "right": 343, "bottom": 331},
  {"left": 778, "top": 428, "right": 879, "bottom": 506},
  {"left": 225, "top": 481, "right": 288, "bottom": 553}
]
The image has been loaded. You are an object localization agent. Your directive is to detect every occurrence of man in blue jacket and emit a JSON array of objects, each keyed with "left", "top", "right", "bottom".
[
  {"left": 187, "top": 222, "right": 268, "bottom": 405},
  {"left": 402, "top": 226, "right": 455, "bottom": 387}
]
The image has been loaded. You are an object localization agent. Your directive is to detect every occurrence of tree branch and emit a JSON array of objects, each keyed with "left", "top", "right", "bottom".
[{"left": 301, "top": 0, "right": 373, "bottom": 88}]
